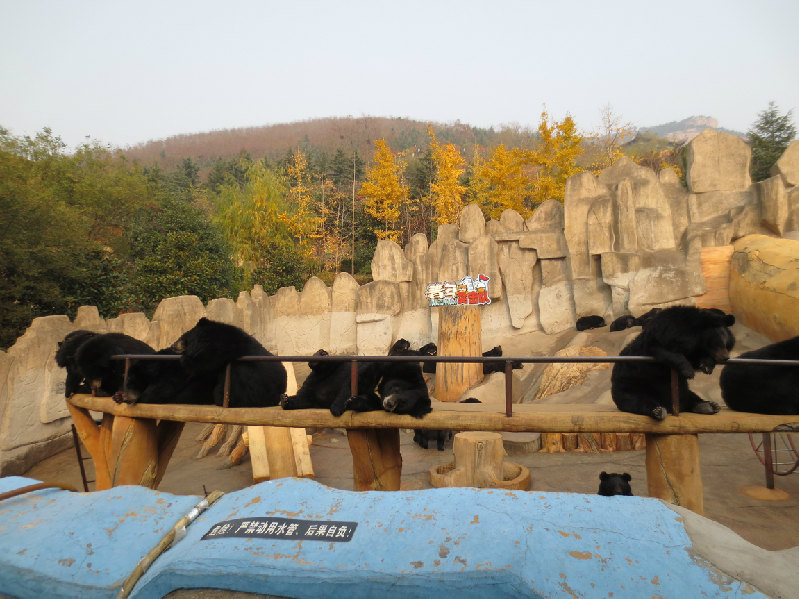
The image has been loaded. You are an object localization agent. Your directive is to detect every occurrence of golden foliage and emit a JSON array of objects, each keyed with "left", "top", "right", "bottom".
[
  {"left": 529, "top": 111, "right": 584, "bottom": 204},
  {"left": 427, "top": 125, "right": 466, "bottom": 225},
  {"left": 360, "top": 139, "right": 406, "bottom": 243},
  {"left": 468, "top": 143, "right": 531, "bottom": 219}
]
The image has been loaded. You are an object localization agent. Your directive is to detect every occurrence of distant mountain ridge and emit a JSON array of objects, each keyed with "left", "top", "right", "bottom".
[
  {"left": 122, "top": 114, "right": 743, "bottom": 169},
  {"left": 639, "top": 116, "right": 745, "bottom": 143}
]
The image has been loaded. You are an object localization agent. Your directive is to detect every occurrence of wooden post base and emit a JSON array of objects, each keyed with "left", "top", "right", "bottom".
[
  {"left": 429, "top": 431, "right": 530, "bottom": 490},
  {"left": 247, "top": 425, "right": 314, "bottom": 483},
  {"left": 645, "top": 433, "right": 703, "bottom": 514},
  {"left": 347, "top": 428, "right": 402, "bottom": 491},
  {"left": 67, "top": 402, "right": 183, "bottom": 490}
]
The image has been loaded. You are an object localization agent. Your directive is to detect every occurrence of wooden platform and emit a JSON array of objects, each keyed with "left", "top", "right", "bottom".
[{"left": 67, "top": 394, "right": 799, "bottom": 515}]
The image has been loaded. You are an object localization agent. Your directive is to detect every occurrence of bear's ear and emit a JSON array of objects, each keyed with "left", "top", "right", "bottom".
[
  {"left": 724, "top": 314, "right": 735, "bottom": 326},
  {"left": 623, "top": 473, "right": 631, "bottom": 481},
  {"left": 198, "top": 317, "right": 210, "bottom": 325},
  {"left": 599, "top": 471, "right": 608, "bottom": 480}
]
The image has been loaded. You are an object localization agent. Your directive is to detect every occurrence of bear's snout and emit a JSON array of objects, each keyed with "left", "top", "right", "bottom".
[{"left": 382, "top": 394, "right": 398, "bottom": 412}]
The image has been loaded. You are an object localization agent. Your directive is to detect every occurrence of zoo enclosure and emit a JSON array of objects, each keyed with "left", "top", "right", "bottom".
[{"left": 66, "top": 353, "right": 799, "bottom": 516}]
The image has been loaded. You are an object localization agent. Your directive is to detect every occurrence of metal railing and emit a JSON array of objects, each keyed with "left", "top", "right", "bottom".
[{"left": 114, "top": 354, "right": 799, "bottom": 417}]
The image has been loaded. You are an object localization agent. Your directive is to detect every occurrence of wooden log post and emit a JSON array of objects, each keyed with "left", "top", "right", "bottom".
[
  {"left": 645, "top": 433, "right": 703, "bottom": 514},
  {"left": 435, "top": 305, "right": 483, "bottom": 402},
  {"left": 67, "top": 401, "right": 184, "bottom": 490},
  {"left": 347, "top": 428, "right": 402, "bottom": 491}
]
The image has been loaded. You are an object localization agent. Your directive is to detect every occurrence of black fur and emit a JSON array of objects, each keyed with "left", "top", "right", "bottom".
[
  {"left": 609, "top": 315, "right": 636, "bottom": 332},
  {"left": 378, "top": 359, "right": 431, "bottom": 417},
  {"left": 74, "top": 333, "right": 156, "bottom": 396},
  {"left": 481, "top": 345, "right": 523, "bottom": 374},
  {"left": 56, "top": 330, "right": 99, "bottom": 397},
  {"left": 175, "top": 318, "right": 287, "bottom": 407},
  {"left": 720, "top": 335, "right": 799, "bottom": 414},
  {"left": 598, "top": 472, "right": 633, "bottom": 496},
  {"left": 611, "top": 306, "right": 735, "bottom": 420},
  {"left": 281, "top": 349, "right": 382, "bottom": 417},
  {"left": 413, "top": 398, "right": 480, "bottom": 450},
  {"left": 113, "top": 349, "right": 216, "bottom": 405},
  {"left": 576, "top": 315, "right": 607, "bottom": 331}
]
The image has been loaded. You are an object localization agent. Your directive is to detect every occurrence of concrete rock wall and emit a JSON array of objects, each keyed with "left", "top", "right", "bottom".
[{"left": 2, "top": 129, "right": 798, "bottom": 475}]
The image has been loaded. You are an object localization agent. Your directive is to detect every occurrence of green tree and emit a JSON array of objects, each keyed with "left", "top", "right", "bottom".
[
  {"left": 748, "top": 101, "right": 797, "bottom": 182},
  {"left": 215, "top": 161, "right": 318, "bottom": 291},
  {"left": 129, "top": 196, "right": 238, "bottom": 313}
]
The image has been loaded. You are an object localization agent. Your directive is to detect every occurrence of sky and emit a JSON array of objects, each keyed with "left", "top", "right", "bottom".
[{"left": 2, "top": 0, "right": 798, "bottom": 151}]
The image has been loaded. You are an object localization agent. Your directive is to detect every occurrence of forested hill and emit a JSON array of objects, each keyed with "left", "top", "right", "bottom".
[{"left": 123, "top": 116, "right": 540, "bottom": 171}]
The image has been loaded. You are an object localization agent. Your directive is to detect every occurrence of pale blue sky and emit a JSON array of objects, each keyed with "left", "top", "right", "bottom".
[{"left": 2, "top": 0, "right": 797, "bottom": 150}]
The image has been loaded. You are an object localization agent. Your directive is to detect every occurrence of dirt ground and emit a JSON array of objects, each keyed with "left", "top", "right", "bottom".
[{"left": 25, "top": 419, "right": 799, "bottom": 552}]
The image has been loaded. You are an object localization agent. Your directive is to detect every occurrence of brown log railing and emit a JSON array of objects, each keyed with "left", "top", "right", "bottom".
[{"left": 67, "top": 354, "right": 799, "bottom": 516}]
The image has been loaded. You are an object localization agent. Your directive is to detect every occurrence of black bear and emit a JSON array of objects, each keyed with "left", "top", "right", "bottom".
[
  {"left": 598, "top": 472, "right": 633, "bottom": 496},
  {"left": 73, "top": 332, "right": 156, "bottom": 396},
  {"left": 413, "top": 397, "right": 480, "bottom": 450},
  {"left": 388, "top": 338, "right": 438, "bottom": 374},
  {"left": 281, "top": 349, "right": 382, "bottom": 417},
  {"left": 609, "top": 315, "right": 636, "bottom": 332},
  {"left": 56, "top": 330, "right": 99, "bottom": 397},
  {"left": 576, "top": 315, "right": 606, "bottom": 331},
  {"left": 378, "top": 349, "right": 432, "bottom": 417},
  {"left": 481, "top": 345, "right": 523, "bottom": 374},
  {"left": 634, "top": 307, "right": 662, "bottom": 328},
  {"left": 113, "top": 349, "right": 217, "bottom": 405},
  {"left": 174, "top": 318, "right": 287, "bottom": 407},
  {"left": 611, "top": 306, "right": 735, "bottom": 420},
  {"left": 719, "top": 335, "right": 799, "bottom": 414}
]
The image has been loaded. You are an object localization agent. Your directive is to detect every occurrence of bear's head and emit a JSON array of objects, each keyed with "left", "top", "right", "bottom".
[
  {"left": 598, "top": 471, "right": 633, "bottom": 496},
  {"left": 695, "top": 310, "right": 736, "bottom": 374}
]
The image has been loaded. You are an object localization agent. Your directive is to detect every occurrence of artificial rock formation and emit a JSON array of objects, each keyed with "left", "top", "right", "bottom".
[{"left": 2, "top": 129, "right": 798, "bottom": 475}]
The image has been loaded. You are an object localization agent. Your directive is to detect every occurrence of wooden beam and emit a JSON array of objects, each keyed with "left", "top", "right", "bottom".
[{"left": 68, "top": 395, "right": 799, "bottom": 435}]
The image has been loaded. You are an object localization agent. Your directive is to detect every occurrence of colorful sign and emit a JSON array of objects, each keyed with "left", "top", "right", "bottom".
[{"left": 425, "top": 274, "right": 491, "bottom": 307}]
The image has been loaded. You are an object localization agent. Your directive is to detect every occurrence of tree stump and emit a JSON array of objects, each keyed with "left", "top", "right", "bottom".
[
  {"left": 429, "top": 432, "right": 530, "bottom": 490},
  {"left": 435, "top": 306, "right": 483, "bottom": 402}
]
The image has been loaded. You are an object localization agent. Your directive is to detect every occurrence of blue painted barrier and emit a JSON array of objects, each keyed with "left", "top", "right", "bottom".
[
  {"left": 0, "top": 476, "right": 201, "bottom": 599},
  {"left": 0, "top": 476, "right": 769, "bottom": 598}
]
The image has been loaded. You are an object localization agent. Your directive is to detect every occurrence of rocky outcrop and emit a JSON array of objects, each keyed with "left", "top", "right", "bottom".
[
  {"left": 771, "top": 140, "right": 799, "bottom": 187},
  {"left": 729, "top": 235, "right": 799, "bottom": 342},
  {"left": 685, "top": 129, "right": 751, "bottom": 193}
]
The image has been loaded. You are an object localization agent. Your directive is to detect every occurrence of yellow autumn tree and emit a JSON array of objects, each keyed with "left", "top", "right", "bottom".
[
  {"left": 468, "top": 143, "right": 531, "bottom": 219},
  {"left": 360, "top": 139, "right": 406, "bottom": 242},
  {"left": 427, "top": 125, "right": 466, "bottom": 225},
  {"left": 285, "top": 148, "right": 323, "bottom": 259},
  {"left": 529, "top": 111, "right": 584, "bottom": 204}
]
